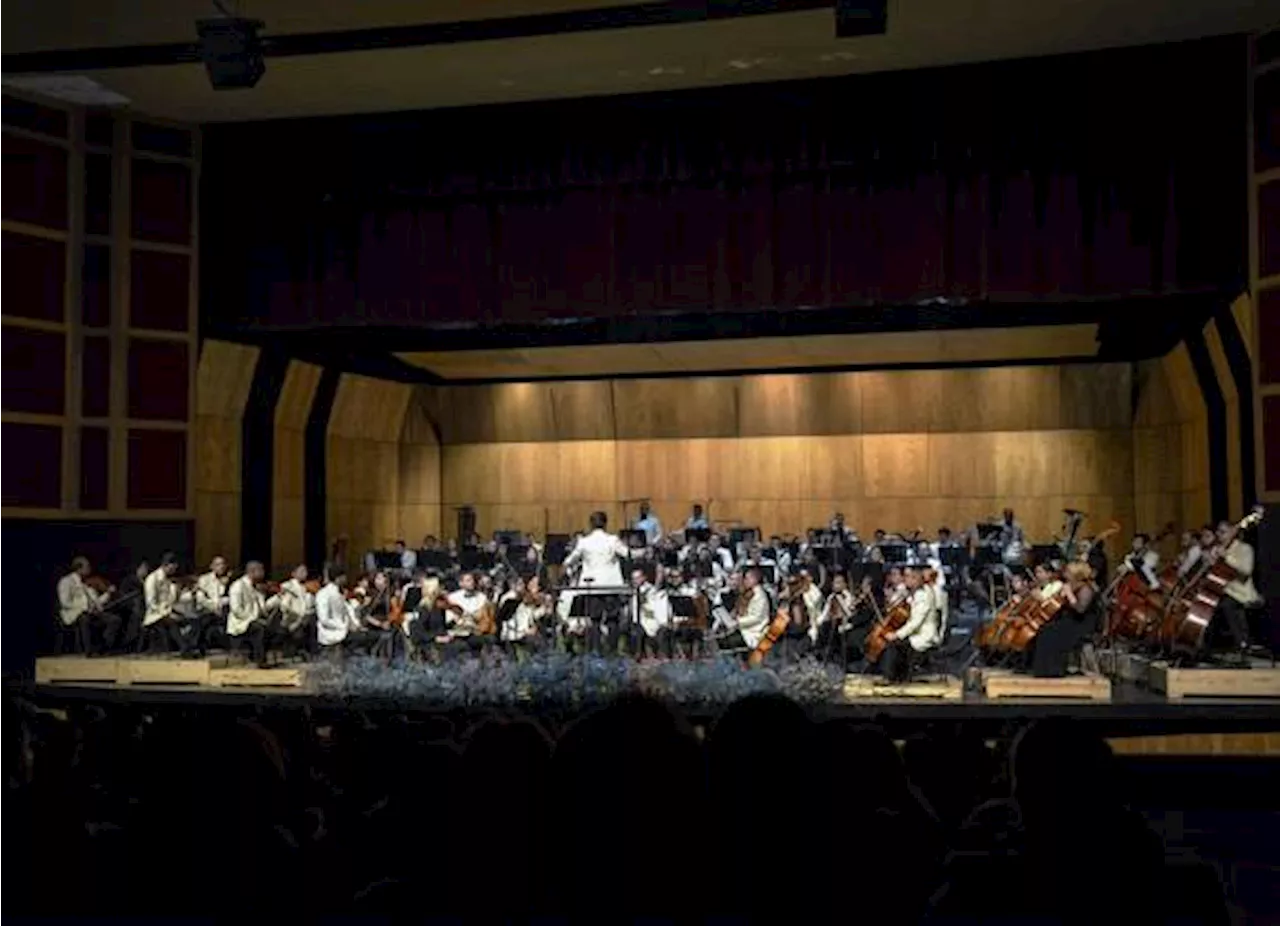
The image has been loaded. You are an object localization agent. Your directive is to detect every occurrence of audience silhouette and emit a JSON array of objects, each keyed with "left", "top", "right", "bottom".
[{"left": 4, "top": 694, "right": 1236, "bottom": 924}]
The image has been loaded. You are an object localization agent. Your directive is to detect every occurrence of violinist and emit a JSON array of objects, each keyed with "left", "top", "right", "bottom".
[
  {"left": 879, "top": 565, "right": 940, "bottom": 683},
  {"left": 1209, "top": 519, "right": 1261, "bottom": 657},
  {"left": 630, "top": 565, "right": 671, "bottom": 659},
  {"left": 193, "top": 555, "right": 231, "bottom": 655},
  {"left": 114, "top": 560, "right": 149, "bottom": 650},
  {"left": 884, "top": 565, "right": 907, "bottom": 604},
  {"left": 316, "top": 570, "right": 378, "bottom": 653},
  {"left": 361, "top": 571, "right": 404, "bottom": 659},
  {"left": 716, "top": 567, "right": 770, "bottom": 653},
  {"left": 228, "top": 561, "right": 274, "bottom": 667},
  {"left": 274, "top": 564, "right": 316, "bottom": 659},
  {"left": 56, "top": 556, "right": 119, "bottom": 655},
  {"left": 445, "top": 571, "right": 491, "bottom": 651},
  {"left": 502, "top": 574, "right": 551, "bottom": 653},
  {"left": 1029, "top": 561, "right": 1099, "bottom": 678},
  {"left": 142, "top": 553, "right": 197, "bottom": 655}
]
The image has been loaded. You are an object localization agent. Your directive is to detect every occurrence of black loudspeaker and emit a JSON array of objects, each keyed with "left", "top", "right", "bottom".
[
  {"left": 834, "top": 0, "right": 888, "bottom": 38},
  {"left": 196, "top": 17, "right": 266, "bottom": 90}
]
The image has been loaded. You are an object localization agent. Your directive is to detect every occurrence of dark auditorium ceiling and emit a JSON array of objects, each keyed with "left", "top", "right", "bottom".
[{"left": 2, "top": 0, "right": 1269, "bottom": 121}]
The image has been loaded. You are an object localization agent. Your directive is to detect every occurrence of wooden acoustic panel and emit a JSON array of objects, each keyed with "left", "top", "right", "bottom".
[
  {"left": 193, "top": 340, "right": 259, "bottom": 567},
  {"left": 271, "top": 360, "right": 322, "bottom": 571}
]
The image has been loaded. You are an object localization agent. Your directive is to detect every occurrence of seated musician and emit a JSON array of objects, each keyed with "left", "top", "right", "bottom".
[
  {"left": 630, "top": 566, "right": 672, "bottom": 659},
  {"left": 685, "top": 503, "right": 710, "bottom": 531},
  {"left": 1120, "top": 533, "right": 1161, "bottom": 589},
  {"left": 1029, "top": 562, "right": 1099, "bottom": 677},
  {"left": 193, "top": 556, "right": 231, "bottom": 655},
  {"left": 634, "top": 501, "right": 664, "bottom": 545},
  {"left": 500, "top": 574, "right": 550, "bottom": 654},
  {"left": 56, "top": 556, "right": 119, "bottom": 656},
  {"left": 923, "top": 565, "right": 949, "bottom": 637},
  {"left": 829, "top": 511, "right": 856, "bottom": 544},
  {"left": 228, "top": 561, "right": 276, "bottom": 667},
  {"left": 142, "top": 554, "right": 197, "bottom": 655},
  {"left": 114, "top": 560, "right": 150, "bottom": 650},
  {"left": 879, "top": 565, "right": 940, "bottom": 683},
  {"left": 315, "top": 571, "right": 378, "bottom": 655},
  {"left": 884, "top": 565, "right": 907, "bottom": 603},
  {"left": 446, "top": 571, "right": 492, "bottom": 652},
  {"left": 716, "top": 566, "right": 771, "bottom": 655},
  {"left": 274, "top": 564, "right": 316, "bottom": 659},
  {"left": 812, "top": 571, "right": 856, "bottom": 650},
  {"left": 1032, "top": 562, "right": 1063, "bottom": 600},
  {"left": 1209, "top": 520, "right": 1262, "bottom": 658}
]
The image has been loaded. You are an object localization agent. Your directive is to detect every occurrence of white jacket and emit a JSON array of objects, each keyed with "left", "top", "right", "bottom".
[
  {"left": 633, "top": 583, "right": 671, "bottom": 638},
  {"left": 896, "top": 586, "right": 941, "bottom": 652},
  {"left": 316, "top": 583, "right": 354, "bottom": 646},
  {"left": 56, "top": 573, "right": 108, "bottom": 626},
  {"left": 143, "top": 568, "right": 184, "bottom": 627},
  {"left": 1222, "top": 541, "right": 1262, "bottom": 606},
  {"left": 563, "top": 529, "right": 628, "bottom": 589},
  {"left": 277, "top": 578, "right": 315, "bottom": 631},
  {"left": 194, "top": 571, "right": 229, "bottom": 615},
  {"left": 736, "top": 585, "right": 772, "bottom": 649},
  {"left": 227, "top": 575, "right": 274, "bottom": 637}
]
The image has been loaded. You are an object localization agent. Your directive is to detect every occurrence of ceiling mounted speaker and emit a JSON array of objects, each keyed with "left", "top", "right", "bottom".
[
  {"left": 196, "top": 17, "right": 266, "bottom": 90},
  {"left": 834, "top": 0, "right": 887, "bottom": 38}
]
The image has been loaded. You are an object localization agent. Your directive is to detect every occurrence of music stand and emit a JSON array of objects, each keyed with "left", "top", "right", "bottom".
[
  {"left": 621, "top": 529, "right": 649, "bottom": 550},
  {"left": 1030, "top": 544, "right": 1060, "bottom": 567},
  {"left": 729, "top": 527, "right": 760, "bottom": 549},
  {"left": 879, "top": 543, "right": 909, "bottom": 565},
  {"left": 373, "top": 551, "right": 400, "bottom": 571},
  {"left": 494, "top": 529, "right": 523, "bottom": 545},
  {"left": 686, "top": 527, "right": 711, "bottom": 544},
  {"left": 545, "top": 534, "right": 571, "bottom": 565},
  {"left": 459, "top": 548, "right": 494, "bottom": 573}
]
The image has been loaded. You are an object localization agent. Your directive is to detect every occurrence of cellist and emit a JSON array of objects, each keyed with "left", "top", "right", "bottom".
[
  {"left": 715, "top": 567, "right": 770, "bottom": 654},
  {"left": 879, "top": 564, "right": 940, "bottom": 683},
  {"left": 1028, "top": 561, "right": 1099, "bottom": 677}
]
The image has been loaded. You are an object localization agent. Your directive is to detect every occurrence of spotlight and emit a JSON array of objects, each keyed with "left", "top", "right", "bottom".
[
  {"left": 834, "top": 0, "right": 887, "bottom": 38},
  {"left": 196, "top": 17, "right": 266, "bottom": 90}
]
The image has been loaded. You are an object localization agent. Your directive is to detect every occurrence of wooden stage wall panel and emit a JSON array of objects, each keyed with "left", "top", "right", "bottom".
[
  {"left": 1132, "top": 343, "right": 1211, "bottom": 559},
  {"left": 271, "top": 360, "right": 321, "bottom": 571},
  {"left": 436, "top": 360, "right": 1139, "bottom": 540},
  {"left": 193, "top": 340, "right": 259, "bottom": 567},
  {"left": 398, "top": 388, "right": 442, "bottom": 545}
]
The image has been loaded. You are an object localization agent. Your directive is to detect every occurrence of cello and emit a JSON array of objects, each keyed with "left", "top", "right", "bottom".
[
  {"left": 1104, "top": 522, "right": 1175, "bottom": 642},
  {"left": 1159, "top": 507, "right": 1263, "bottom": 653},
  {"left": 863, "top": 593, "right": 912, "bottom": 665},
  {"left": 746, "top": 581, "right": 789, "bottom": 668}
]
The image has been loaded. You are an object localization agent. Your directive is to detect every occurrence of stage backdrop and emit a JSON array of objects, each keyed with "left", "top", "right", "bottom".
[{"left": 417, "top": 363, "right": 1150, "bottom": 546}]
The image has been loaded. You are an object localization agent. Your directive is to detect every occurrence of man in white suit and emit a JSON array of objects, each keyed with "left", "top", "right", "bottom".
[
  {"left": 880, "top": 565, "right": 941, "bottom": 683},
  {"left": 562, "top": 511, "right": 630, "bottom": 653}
]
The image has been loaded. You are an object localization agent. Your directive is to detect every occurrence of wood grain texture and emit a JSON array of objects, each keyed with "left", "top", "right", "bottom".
[{"left": 192, "top": 340, "right": 258, "bottom": 566}]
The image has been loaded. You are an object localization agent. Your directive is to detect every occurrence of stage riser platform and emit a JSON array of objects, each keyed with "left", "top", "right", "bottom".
[
  {"left": 1099, "top": 652, "right": 1280, "bottom": 700},
  {"left": 36, "top": 656, "right": 303, "bottom": 689}
]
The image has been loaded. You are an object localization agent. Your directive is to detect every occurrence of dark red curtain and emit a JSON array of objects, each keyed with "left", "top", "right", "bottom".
[{"left": 202, "top": 36, "right": 1246, "bottom": 331}]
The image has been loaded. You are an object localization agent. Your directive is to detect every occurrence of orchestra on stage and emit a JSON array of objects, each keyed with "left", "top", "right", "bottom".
[{"left": 54, "top": 503, "right": 1266, "bottom": 680}]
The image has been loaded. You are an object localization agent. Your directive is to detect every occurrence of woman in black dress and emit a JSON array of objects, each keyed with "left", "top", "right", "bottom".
[{"left": 1029, "top": 561, "right": 1099, "bottom": 677}]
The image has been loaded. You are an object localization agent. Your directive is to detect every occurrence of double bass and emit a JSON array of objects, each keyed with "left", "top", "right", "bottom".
[{"left": 1159, "top": 507, "right": 1263, "bottom": 652}]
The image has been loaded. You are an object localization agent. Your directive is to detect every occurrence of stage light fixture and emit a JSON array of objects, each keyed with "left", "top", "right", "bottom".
[
  {"left": 196, "top": 16, "right": 266, "bottom": 90},
  {"left": 834, "top": 0, "right": 887, "bottom": 38}
]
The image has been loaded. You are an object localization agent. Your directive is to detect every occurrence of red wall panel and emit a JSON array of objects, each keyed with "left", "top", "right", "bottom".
[
  {"left": 1266, "top": 395, "right": 1280, "bottom": 495},
  {"left": 1260, "top": 287, "right": 1280, "bottom": 387},
  {"left": 131, "top": 158, "right": 191, "bottom": 245},
  {"left": 2, "top": 135, "right": 68, "bottom": 229},
  {"left": 129, "top": 249, "right": 189, "bottom": 331},
  {"left": 2, "top": 422, "right": 62, "bottom": 508},
  {"left": 2, "top": 326, "right": 65, "bottom": 415},
  {"left": 79, "top": 425, "right": 109, "bottom": 510},
  {"left": 127, "top": 428, "right": 186, "bottom": 509},
  {"left": 126, "top": 338, "right": 189, "bottom": 421},
  {"left": 3, "top": 232, "right": 65, "bottom": 322},
  {"left": 81, "top": 335, "right": 111, "bottom": 417}
]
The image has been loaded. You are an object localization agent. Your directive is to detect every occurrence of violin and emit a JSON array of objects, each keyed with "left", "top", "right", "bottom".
[
  {"left": 389, "top": 593, "right": 405, "bottom": 627},
  {"left": 84, "top": 574, "right": 115, "bottom": 596}
]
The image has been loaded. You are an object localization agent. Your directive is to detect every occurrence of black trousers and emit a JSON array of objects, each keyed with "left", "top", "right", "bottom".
[
  {"left": 271, "top": 621, "right": 311, "bottom": 659},
  {"left": 636, "top": 626, "right": 672, "bottom": 658},
  {"left": 77, "top": 609, "right": 122, "bottom": 655},
  {"left": 1215, "top": 597, "right": 1252, "bottom": 650},
  {"left": 716, "top": 629, "right": 749, "bottom": 655},
  {"left": 1029, "top": 614, "right": 1089, "bottom": 678},
  {"left": 880, "top": 639, "right": 918, "bottom": 683},
  {"left": 343, "top": 629, "right": 382, "bottom": 655},
  {"left": 143, "top": 616, "right": 195, "bottom": 655},
  {"left": 230, "top": 622, "right": 266, "bottom": 665}
]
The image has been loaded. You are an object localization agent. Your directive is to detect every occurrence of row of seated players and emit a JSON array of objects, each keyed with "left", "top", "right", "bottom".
[{"left": 55, "top": 553, "right": 948, "bottom": 676}]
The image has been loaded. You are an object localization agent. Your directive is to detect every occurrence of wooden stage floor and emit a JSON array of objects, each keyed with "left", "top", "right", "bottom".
[{"left": 19, "top": 654, "right": 1280, "bottom": 745}]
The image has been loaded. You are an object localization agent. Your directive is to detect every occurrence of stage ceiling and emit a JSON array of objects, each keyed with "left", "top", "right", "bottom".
[{"left": 3, "top": 0, "right": 1269, "bottom": 122}]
